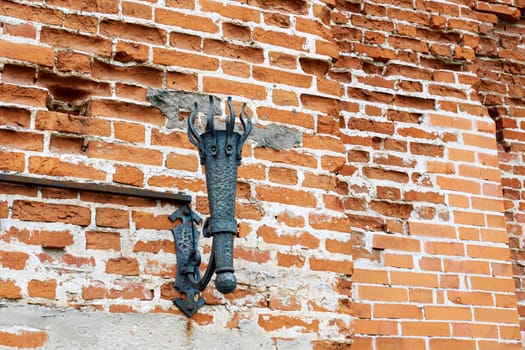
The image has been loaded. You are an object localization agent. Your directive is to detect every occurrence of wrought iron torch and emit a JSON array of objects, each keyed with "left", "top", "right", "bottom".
[{"left": 169, "top": 96, "right": 252, "bottom": 317}]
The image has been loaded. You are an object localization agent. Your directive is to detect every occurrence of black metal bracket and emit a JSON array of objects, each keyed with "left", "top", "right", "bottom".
[
  {"left": 169, "top": 204, "right": 205, "bottom": 317},
  {"left": 169, "top": 96, "right": 252, "bottom": 317}
]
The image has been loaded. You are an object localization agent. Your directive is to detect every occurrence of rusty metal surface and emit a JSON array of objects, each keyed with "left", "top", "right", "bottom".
[{"left": 0, "top": 173, "right": 191, "bottom": 203}]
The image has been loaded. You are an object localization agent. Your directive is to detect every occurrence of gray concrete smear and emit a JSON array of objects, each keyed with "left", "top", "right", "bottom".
[
  {"left": 147, "top": 89, "right": 222, "bottom": 130},
  {"left": 0, "top": 304, "right": 273, "bottom": 350},
  {"left": 249, "top": 124, "right": 302, "bottom": 150},
  {"left": 148, "top": 89, "right": 303, "bottom": 150}
]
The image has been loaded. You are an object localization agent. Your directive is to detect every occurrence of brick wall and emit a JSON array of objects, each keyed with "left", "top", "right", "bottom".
[{"left": 0, "top": 0, "right": 524, "bottom": 349}]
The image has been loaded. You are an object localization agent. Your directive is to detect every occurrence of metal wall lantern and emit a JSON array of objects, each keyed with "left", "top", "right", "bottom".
[{"left": 169, "top": 96, "right": 252, "bottom": 317}]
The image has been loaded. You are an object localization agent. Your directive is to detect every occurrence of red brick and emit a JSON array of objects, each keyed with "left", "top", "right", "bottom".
[
  {"left": 0, "top": 39, "right": 53, "bottom": 66},
  {"left": 148, "top": 176, "right": 205, "bottom": 192},
  {"left": 390, "top": 271, "right": 438, "bottom": 288},
  {"left": 166, "top": 153, "right": 199, "bottom": 172},
  {"left": 425, "top": 305, "right": 472, "bottom": 321},
  {"left": 359, "top": 285, "right": 408, "bottom": 302},
  {"left": 41, "top": 27, "right": 112, "bottom": 56},
  {"left": 88, "top": 99, "right": 164, "bottom": 125},
  {"left": 2, "top": 227, "right": 73, "bottom": 249},
  {"left": 154, "top": 48, "right": 219, "bottom": 71},
  {"left": 258, "top": 315, "right": 318, "bottom": 333},
  {"left": 256, "top": 185, "right": 316, "bottom": 207},
  {"left": 467, "top": 245, "right": 510, "bottom": 261},
  {"left": 200, "top": 0, "right": 260, "bottom": 23},
  {"left": 109, "top": 282, "right": 154, "bottom": 300},
  {"left": 106, "top": 257, "right": 139, "bottom": 275},
  {"left": 223, "top": 22, "right": 252, "bottom": 41},
  {"left": 56, "top": 50, "right": 92, "bottom": 72},
  {"left": 0, "top": 251, "right": 29, "bottom": 270},
  {"left": 122, "top": 1, "right": 152, "bottom": 19},
  {"left": 166, "top": 72, "right": 198, "bottom": 91},
  {"left": 430, "top": 339, "right": 476, "bottom": 350},
  {"left": 132, "top": 212, "right": 173, "bottom": 230},
  {"left": 92, "top": 60, "right": 162, "bottom": 87},
  {"left": 353, "top": 319, "right": 397, "bottom": 336},
  {"left": 255, "top": 66, "right": 313, "bottom": 88},
  {"left": 114, "top": 41, "right": 149, "bottom": 63},
  {"left": 448, "top": 291, "right": 494, "bottom": 306},
  {"left": 29, "top": 156, "right": 106, "bottom": 181},
  {"left": 96, "top": 208, "right": 130, "bottom": 229},
  {"left": 223, "top": 60, "right": 251, "bottom": 78},
  {"left": 203, "top": 77, "right": 266, "bottom": 100},
  {"left": 47, "top": 0, "right": 118, "bottom": 13},
  {"left": 0, "top": 0, "right": 63, "bottom": 25},
  {"left": 133, "top": 240, "right": 175, "bottom": 254},
  {"left": 156, "top": 8, "right": 219, "bottom": 33},
  {"left": 425, "top": 241, "right": 464, "bottom": 256},
  {"left": 309, "top": 257, "right": 353, "bottom": 274},
  {"left": 0, "top": 280, "right": 22, "bottom": 299},
  {"left": 277, "top": 252, "right": 306, "bottom": 268},
  {"left": 0, "top": 151, "right": 25, "bottom": 172},
  {"left": 203, "top": 39, "right": 263, "bottom": 63},
  {"left": 169, "top": 31, "right": 202, "bottom": 50},
  {"left": 402, "top": 322, "right": 450, "bottom": 336},
  {"left": 0, "top": 83, "right": 47, "bottom": 108},
  {"left": 0, "top": 329, "right": 48, "bottom": 348},
  {"left": 253, "top": 28, "right": 306, "bottom": 51},
  {"left": 36, "top": 110, "right": 111, "bottom": 136},
  {"left": 269, "top": 52, "right": 297, "bottom": 69},
  {"left": 114, "top": 122, "right": 145, "bottom": 143},
  {"left": 372, "top": 234, "right": 420, "bottom": 252},
  {"left": 86, "top": 140, "right": 163, "bottom": 166},
  {"left": 28, "top": 279, "right": 57, "bottom": 299},
  {"left": 384, "top": 253, "right": 413, "bottom": 269},
  {"left": 166, "top": 0, "right": 194, "bottom": 9},
  {"left": 256, "top": 107, "right": 313, "bottom": 128},
  {"left": 63, "top": 13, "right": 98, "bottom": 33},
  {"left": 12, "top": 201, "right": 91, "bottom": 226},
  {"left": 268, "top": 167, "right": 298, "bottom": 185},
  {"left": 235, "top": 247, "right": 270, "bottom": 263},
  {"left": 374, "top": 303, "right": 423, "bottom": 319},
  {"left": 86, "top": 231, "right": 121, "bottom": 250}
]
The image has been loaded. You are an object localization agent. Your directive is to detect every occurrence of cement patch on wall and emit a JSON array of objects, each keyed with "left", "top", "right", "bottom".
[
  {"left": 148, "top": 89, "right": 303, "bottom": 150},
  {"left": 147, "top": 89, "right": 222, "bottom": 130},
  {"left": 0, "top": 304, "right": 274, "bottom": 350}
]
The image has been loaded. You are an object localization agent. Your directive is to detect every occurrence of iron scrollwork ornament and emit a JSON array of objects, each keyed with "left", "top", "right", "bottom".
[{"left": 170, "top": 96, "right": 252, "bottom": 317}]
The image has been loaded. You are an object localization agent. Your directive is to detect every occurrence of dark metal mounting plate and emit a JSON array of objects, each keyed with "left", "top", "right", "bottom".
[{"left": 170, "top": 204, "right": 205, "bottom": 317}]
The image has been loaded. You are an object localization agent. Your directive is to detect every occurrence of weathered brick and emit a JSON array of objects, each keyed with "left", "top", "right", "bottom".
[
  {"left": 86, "top": 231, "right": 121, "bottom": 250},
  {"left": 0, "top": 250, "right": 29, "bottom": 270},
  {"left": 203, "top": 39, "right": 263, "bottom": 63},
  {"left": 253, "top": 66, "right": 312, "bottom": 88},
  {"left": 12, "top": 201, "right": 91, "bottom": 226},
  {"left": 253, "top": 28, "right": 306, "bottom": 51},
  {"left": 0, "top": 83, "right": 47, "bottom": 108},
  {"left": 203, "top": 77, "right": 266, "bottom": 100},
  {"left": 153, "top": 48, "right": 219, "bottom": 71},
  {"left": 28, "top": 279, "right": 57, "bottom": 299},
  {"left": 92, "top": 60, "right": 163, "bottom": 87},
  {"left": 156, "top": 8, "right": 219, "bottom": 33},
  {"left": 96, "top": 208, "right": 130, "bottom": 228},
  {"left": 41, "top": 27, "right": 112, "bottom": 56},
  {"left": 0, "top": 329, "right": 48, "bottom": 348},
  {"left": 256, "top": 185, "right": 316, "bottom": 207},
  {"left": 0, "top": 39, "right": 54, "bottom": 66},
  {"left": 106, "top": 257, "right": 140, "bottom": 276},
  {"left": 29, "top": 156, "right": 106, "bottom": 181}
]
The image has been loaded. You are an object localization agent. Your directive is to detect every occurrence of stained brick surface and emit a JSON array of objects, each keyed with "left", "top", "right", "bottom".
[{"left": 0, "top": 0, "right": 524, "bottom": 348}]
